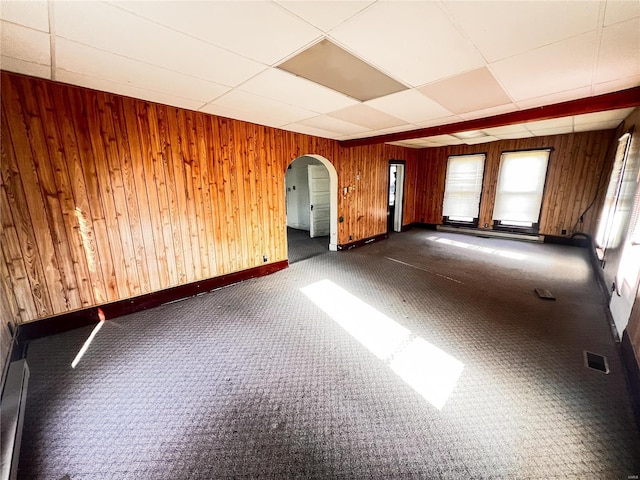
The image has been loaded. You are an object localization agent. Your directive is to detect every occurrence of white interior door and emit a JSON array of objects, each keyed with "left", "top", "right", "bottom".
[
  {"left": 308, "top": 165, "right": 330, "bottom": 238},
  {"left": 393, "top": 164, "right": 405, "bottom": 232}
]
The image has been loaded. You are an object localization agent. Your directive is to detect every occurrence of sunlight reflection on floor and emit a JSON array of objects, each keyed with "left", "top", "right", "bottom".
[{"left": 301, "top": 279, "right": 464, "bottom": 410}]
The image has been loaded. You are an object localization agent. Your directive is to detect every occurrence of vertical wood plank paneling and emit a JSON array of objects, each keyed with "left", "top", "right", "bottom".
[
  {"left": 1, "top": 107, "right": 52, "bottom": 318},
  {"left": 0, "top": 71, "right": 454, "bottom": 324},
  {"left": 2, "top": 78, "right": 69, "bottom": 313},
  {"left": 417, "top": 131, "right": 616, "bottom": 236}
]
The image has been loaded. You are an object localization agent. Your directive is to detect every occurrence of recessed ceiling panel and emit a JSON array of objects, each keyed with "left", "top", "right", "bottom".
[
  {"left": 604, "top": 0, "right": 640, "bottom": 26},
  {"left": 491, "top": 32, "right": 598, "bottom": 102},
  {"left": 419, "top": 68, "right": 512, "bottom": 114},
  {"left": 444, "top": 1, "right": 600, "bottom": 62},
  {"left": 574, "top": 108, "right": 634, "bottom": 125},
  {"left": 595, "top": 18, "right": 640, "bottom": 84},
  {"left": 327, "top": 104, "right": 406, "bottom": 130},
  {"left": 240, "top": 68, "right": 359, "bottom": 114},
  {"left": 56, "top": 38, "right": 229, "bottom": 103},
  {"left": 56, "top": 70, "right": 206, "bottom": 111},
  {"left": 298, "top": 115, "right": 370, "bottom": 135},
  {"left": 366, "top": 89, "right": 454, "bottom": 124},
  {"left": 330, "top": 1, "right": 485, "bottom": 87},
  {"left": 0, "top": 20, "right": 50, "bottom": 66},
  {"left": 110, "top": 0, "right": 322, "bottom": 65},
  {"left": 55, "top": 1, "right": 266, "bottom": 87},
  {"left": 0, "top": 0, "right": 49, "bottom": 31},
  {"left": 275, "top": 1, "right": 375, "bottom": 32},
  {"left": 277, "top": 39, "right": 407, "bottom": 101},
  {"left": 0, "top": 55, "right": 50, "bottom": 79},
  {"left": 209, "top": 90, "right": 317, "bottom": 125}
]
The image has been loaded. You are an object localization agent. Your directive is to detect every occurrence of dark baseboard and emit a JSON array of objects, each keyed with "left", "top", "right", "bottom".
[
  {"left": 17, "top": 260, "right": 288, "bottom": 343},
  {"left": 337, "top": 233, "right": 388, "bottom": 251},
  {"left": 544, "top": 234, "right": 591, "bottom": 248},
  {"left": 412, "top": 222, "right": 438, "bottom": 230},
  {"left": 400, "top": 224, "right": 413, "bottom": 232},
  {"left": 620, "top": 331, "right": 640, "bottom": 433}
]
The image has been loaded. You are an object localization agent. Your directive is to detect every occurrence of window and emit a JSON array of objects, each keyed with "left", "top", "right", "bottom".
[
  {"left": 442, "top": 154, "right": 486, "bottom": 226},
  {"left": 492, "top": 149, "right": 551, "bottom": 232},
  {"left": 596, "top": 132, "right": 632, "bottom": 250}
]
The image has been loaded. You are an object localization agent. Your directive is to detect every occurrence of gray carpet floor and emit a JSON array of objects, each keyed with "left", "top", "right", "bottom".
[
  {"left": 287, "top": 227, "right": 329, "bottom": 264},
  {"left": 18, "top": 230, "right": 640, "bottom": 479}
]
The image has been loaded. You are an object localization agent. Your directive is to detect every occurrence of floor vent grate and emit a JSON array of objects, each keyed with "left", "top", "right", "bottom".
[{"left": 584, "top": 351, "right": 609, "bottom": 374}]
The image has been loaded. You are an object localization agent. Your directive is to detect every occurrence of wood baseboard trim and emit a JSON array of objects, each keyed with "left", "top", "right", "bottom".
[
  {"left": 17, "top": 260, "right": 288, "bottom": 343},
  {"left": 337, "top": 233, "right": 388, "bottom": 251},
  {"left": 412, "top": 222, "right": 438, "bottom": 230}
]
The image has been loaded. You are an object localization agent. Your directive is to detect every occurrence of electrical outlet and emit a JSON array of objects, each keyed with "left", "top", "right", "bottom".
[
  {"left": 263, "top": 255, "right": 268, "bottom": 262},
  {"left": 561, "top": 229, "right": 567, "bottom": 235},
  {"left": 349, "top": 235, "right": 353, "bottom": 241},
  {"left": 484, "top": 223, "right": 488, "bottom": 228}
]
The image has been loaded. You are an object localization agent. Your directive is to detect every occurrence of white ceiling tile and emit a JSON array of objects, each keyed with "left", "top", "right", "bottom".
[
  {"left": 414, "top": 115, "right": 463, "bottom": 128},
  {"left": 327, "top": 104, "right": 406, "bottom": 129},
  {"left": 593, "top": 74, "right": 640, "bottom": 95},
  {"left": 491, "top": 32, "right": 598, "bottom": 102},
  {"left": 527, "top": 126, "right": 574, "bottom": 136},
  {"left": 284, "top": 122, "right": 341, "bottom": 139},
  {"left": 573, "top": 119, "right": 623, "bottom": 132},
  {"left": 0, "top": 20, "right": 50, "bottom": 65},
  {"left": 444, "top": 1, "right": 601, "bottom": 63},
  {"left": 298, "top": 115, "right": 370, "bottom": 135},
  {"left": 330, "top": 1, "right": 484, "bottom": 87},
  {"left": 366, "top": 89, "right": 454, "bottom": 124},
  {"left": 457, "top": 104, "right": 516, "bottom": 121},
  {"left": 595, "top": 17, "right": 640, "bottom": 84},
  {"left": 482, "top": 124, "right": 530, "bottom": 136},
  {"left": 239, "top": 68, "right": 359, "bottom": 113},
  {"left": 209, "top": 90, "right": 317, "bottom": 125},
  {"left": 462, "top": 135, "right": 500, "bottom": 145},
  {"left": 0, "top": 55, "right": 50, "bottom": 79},
  {"left": 525, "top": 117, "right": 574, "bottom": 131},
  {"left": 56, "top": 38, "right": 230, "bottom": 103},
  {"left": 424, "top": 134, "right": 464, "bottom": 145},
  {"left": 56, "top": 70, "right": 206, "bottom": 111},
  {"left": 375, "top": 124, "right": 418, "bottom": 135},
  {"left": 493, "top": 131, "right": 535, "bottom": 140},
  {"left": 515, "top": 86, "right": 593, "bottom": 110},
  {"left": 275, "top": 1, "right": 374, "bottom": 32},
  {"left": 604, "top": 0, "right": 640, "bottom": 26},
  {"left": 199, "top": 103, "right": 287, "bottom": 129},
  {"left": 574, "top": 108, "right": 634, "bottom": 125},
  {"left": 110, "top": 1, "right": 322, "bottom": 65},
  {"left": 385, "top": 141, "right": 423, "bottom": 149},
  {"left": 0, "top": 0, "right": 49, "bottom": 32},
  {"left": 55, "top": 1, "right": 266, "bottom": 87}
]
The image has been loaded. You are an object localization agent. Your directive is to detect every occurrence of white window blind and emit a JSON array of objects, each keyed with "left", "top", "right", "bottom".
[
  {"left": 596, "top": 132, "right": 631, "bottom": 248},
  {"left": 493, "top": 150, "right": 550, "bottom": 224},
  {"left": 442, "top": 154, "right": 485, "bottom": 221}
]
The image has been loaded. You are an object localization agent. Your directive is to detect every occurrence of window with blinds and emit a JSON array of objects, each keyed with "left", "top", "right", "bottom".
[
  {"left": 595, "top": 132, "right": 632, "bottom": 249},
  {"left": 442, "top": 154, "right": 486, "bottom": 226},
  {"left": 492, "top": 149, "right": 551, "bottom": 232}
]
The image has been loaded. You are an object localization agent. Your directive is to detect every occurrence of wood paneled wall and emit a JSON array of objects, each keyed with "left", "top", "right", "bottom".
[
  {"left": 0, "top": 72, "right": 416, "bottom": 324},
  {"left": 415, "top": 131, "right": 617, "bottom": 237}
]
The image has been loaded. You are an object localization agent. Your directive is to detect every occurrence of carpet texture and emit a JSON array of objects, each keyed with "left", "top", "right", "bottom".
[
  {"left": 18, "top": 230, "right": 640, "bottom": 479},
  {"left": 286, "top": 227, "right": 329, "bottom": 264}
]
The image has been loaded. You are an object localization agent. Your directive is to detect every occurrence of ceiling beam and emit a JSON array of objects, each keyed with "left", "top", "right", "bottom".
[{"left": 339, "top": 86, "right": 640, "bottom": 148}]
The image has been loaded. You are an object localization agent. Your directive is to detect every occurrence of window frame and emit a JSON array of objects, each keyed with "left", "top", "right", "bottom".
[
  {"left": 492, "top": 148, "right": 552, "bottom": 235},
  {"left": 441, "top": 153, "right": 487, "bottom": 228}
]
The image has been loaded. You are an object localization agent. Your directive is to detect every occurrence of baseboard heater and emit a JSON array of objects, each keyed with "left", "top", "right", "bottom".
[
  {"left": 1, "top": 359, "right": 30, "bottom": 480},
  {"left": 436, "top": 225, "right": 544, "bottom": 243}
]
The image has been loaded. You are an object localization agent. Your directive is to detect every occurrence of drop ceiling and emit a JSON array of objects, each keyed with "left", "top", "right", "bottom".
[{"left": 1, "top": 0, "right": 638, "bottom": 148}]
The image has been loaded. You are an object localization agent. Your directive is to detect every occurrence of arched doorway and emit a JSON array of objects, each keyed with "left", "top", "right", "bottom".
[{"left": 285, "top": 155, "right": 338, "bottom": 263}]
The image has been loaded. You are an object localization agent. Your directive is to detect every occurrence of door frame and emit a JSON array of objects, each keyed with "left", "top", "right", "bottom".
[
  {"left": 286, "top": 154, "right": 338, "bottom": 251},
  {"left": 387, "top": 160, "right": 406, "bottom": 233}
]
